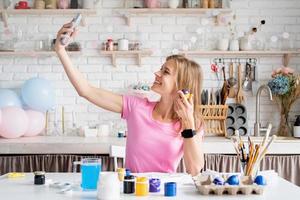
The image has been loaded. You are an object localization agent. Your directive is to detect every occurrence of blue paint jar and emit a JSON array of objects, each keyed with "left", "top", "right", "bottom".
[
  {"left": 149, "top": 178, "right": 160, "bottom": 192},
  {"left": 164, "top": 182, "right": 176, "bottom": 197}
]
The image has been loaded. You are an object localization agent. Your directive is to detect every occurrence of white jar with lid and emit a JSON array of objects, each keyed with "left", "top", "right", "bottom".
[{"left": 118, "top": 38, "right": 129, "bottom": 51}]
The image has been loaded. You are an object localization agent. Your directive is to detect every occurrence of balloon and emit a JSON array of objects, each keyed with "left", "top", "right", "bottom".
[
  {"left": 0, "top": 89, "right": 22, "bottom": 108},
  {"left": 0, "top": 109, "right": 2, "bottom": 126},
  {"left": 21, "top": 78, "right": 55, "bottom": 112},
  {"left": 24, "top": 110, "right": 46, "bottom": 137},
  {"left": 0, "top": 107, "right": 28, "bottom": 139}
]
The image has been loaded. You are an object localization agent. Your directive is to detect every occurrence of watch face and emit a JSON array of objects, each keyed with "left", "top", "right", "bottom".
[{"left": 182, "top": 129, "right": 196, "bottom": 138}]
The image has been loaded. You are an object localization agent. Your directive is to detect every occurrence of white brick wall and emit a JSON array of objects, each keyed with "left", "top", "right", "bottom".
[{"left": 0, "top": 0, "right": 300, "bottom": 136}]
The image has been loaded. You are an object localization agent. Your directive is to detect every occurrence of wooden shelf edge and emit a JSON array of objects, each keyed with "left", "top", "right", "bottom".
[
  {"left": 100, "top": 49, "right": 153, "bottom": 56},
  {"left": 116, "top": 8, "right": 232, "bottom": 14},
  {"left": 1, "top": 9, "right": 97, "bottom": 15},
  {"left": 179, "top": 50, "right": 300, "bottom": 56},
  {"left": 0, "top": 50, "right": 81, "bottom": 56}
]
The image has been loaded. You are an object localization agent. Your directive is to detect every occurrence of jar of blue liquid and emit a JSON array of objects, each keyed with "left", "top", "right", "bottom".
[{"left": 74, "top": 158, "right": 102, "bottom": 191}]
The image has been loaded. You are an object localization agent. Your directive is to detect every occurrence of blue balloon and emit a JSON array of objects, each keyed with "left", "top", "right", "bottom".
[
  {"left": 21, "top": 78, "right": 55, "bottom": 112},
  {"left": 0, "top": 89, "right": 22, "bottom": 108}
]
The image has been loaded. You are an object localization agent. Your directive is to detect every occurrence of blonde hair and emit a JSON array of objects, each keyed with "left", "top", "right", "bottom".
[{"left": 166, "top": 55, "right": 204, "bottom": 131}]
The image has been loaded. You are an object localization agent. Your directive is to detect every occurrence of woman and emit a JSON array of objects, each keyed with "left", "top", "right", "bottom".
[{"left": 55, "top": 23, "right": 204, "bottom": 176}]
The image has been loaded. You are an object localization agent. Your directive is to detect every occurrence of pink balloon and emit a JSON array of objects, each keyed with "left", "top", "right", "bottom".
[
  {"left": 0, "top": 109, "right": 2, "bottom": 126},
  {"left": 24, "top": 110, "right": 46, "bottom": 137},
  {"left": 0, "top": 107, "right": 28, "bottom": 139}
]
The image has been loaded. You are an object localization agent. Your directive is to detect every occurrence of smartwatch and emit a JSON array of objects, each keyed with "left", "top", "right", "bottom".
[{"left": 181, "top": 129, "right": 196, "bottom": 138}]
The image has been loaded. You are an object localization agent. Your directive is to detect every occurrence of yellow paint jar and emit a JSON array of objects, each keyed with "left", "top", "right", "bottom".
[
  {"left": 135, "top": 177, "right": 148, "bottom": 196},
  {"left": 117, "top": 168, "right": 125, "bottom": 181}
]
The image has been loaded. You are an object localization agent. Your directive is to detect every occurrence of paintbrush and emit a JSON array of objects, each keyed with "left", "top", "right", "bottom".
[
  {"left": 252, "top": 135, "right": 277, "bottom": 173},
  {"left": 248, "top": 144, "right": 260, "bottom": 176},
  {"left": 261, "top": 123, "right": 272, "bottom": 148}
]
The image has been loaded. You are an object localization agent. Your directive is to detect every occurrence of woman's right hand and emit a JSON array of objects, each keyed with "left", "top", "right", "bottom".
[{"left": 55, "top": 23, "right": 79, "bottom": 52}]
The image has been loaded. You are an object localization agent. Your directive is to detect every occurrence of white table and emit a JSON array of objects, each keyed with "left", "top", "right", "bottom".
[{"left": 0, "top": 173, "right": 300, "bottom": 200}]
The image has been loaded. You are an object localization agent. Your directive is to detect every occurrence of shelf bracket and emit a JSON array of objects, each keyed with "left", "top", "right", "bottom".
[
  {"left": 125, "top": 14, "right": 131, "bottom": 26},
  {"left": 137, "top": 53, "right": 142, "bottom": 66},
  {"left": 112, "top": 54, "right": 117, "bottom": 67},
  {"left": 1, "top": 10, "right": 8, "bottom": 28},
  {"left": 282, "top": 53, "right": 291, "bottom": 67}
]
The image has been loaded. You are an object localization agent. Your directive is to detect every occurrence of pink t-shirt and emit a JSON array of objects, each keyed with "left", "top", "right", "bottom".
[{"left": 121, "top": 95, "right": 183, "bottom": 173}]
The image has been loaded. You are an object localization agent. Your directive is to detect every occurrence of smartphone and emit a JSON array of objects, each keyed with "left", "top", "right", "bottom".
[{"left": 60, "top": 13, "right": 82, "bottom": 45}]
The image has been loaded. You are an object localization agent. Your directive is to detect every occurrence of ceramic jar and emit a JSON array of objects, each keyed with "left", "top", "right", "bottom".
[
  {"left": 168, "top": 0, "right": 180, "bottom": 8},
  {"left": 34, "top": 0, "right": 45, "bottom": 9},
  {"left": 118, "top": 38, "right": 129, "bottom": 51},
  {"left": 229, "top": 38, "right": 239, "bottom": 51},
  {"left": 45, "top": 0, "right": 57, "bottom": 9},
  {"left": 82, "top": 0, "right": 100, "bottom": 9},
  {"left": 240, "top": 34, "right": 252, "bottom": 51},
  {"left": 217, "top": 38, "right": 229, "bottom": 51}
]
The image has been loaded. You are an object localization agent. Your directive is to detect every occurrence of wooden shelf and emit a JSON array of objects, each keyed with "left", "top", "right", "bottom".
[
  {"left": 100, "top": 49, "right": 153, "bottom": 67},
  {"left": 179, "top": 50, "right": 300, "bottom": 56},
  {"left": 0, "top": 9, "right": 97, "bottom": 15},
  {"left": 0, "top": 50, "right": 81, "bottom": 57},
  {"left": 115, "top": 8, "right": 232, "bottom": 25},
  {"left": 179, "top": 50, "right": 300, "bottom": 66}
]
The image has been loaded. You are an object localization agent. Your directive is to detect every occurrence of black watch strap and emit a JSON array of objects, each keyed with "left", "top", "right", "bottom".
[{"left": 181, "top": 129, "right": 196, "bottom": 138}]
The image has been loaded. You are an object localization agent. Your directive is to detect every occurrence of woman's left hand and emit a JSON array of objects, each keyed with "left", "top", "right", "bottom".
[{"left": 174, "top": 90, "right": 195, "bottom": 130}]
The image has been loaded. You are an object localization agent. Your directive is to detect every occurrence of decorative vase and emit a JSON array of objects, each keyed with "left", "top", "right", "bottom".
[
  {"left": 144, "top": 0, "right": 159, "bottom": 8},
  {"left": 278, "top": 109, "right": 291, "bottom": 137}
]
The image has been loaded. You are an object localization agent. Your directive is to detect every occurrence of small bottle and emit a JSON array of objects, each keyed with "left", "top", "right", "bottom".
[
  {"left": 202, "top": 0, "right": 209, "bottom": 8},
  {"left": 209, "top": 0, "right": 215, "bottom": 8},
  {"left": 182, "top": 0, "right": 188, "bottom": 8},
  {"left": 123, "top": 175, "right": 135, "bottom": 194},
  {"left": 107, "top": 39, "right": 114, "bottom": 51},
  {"left": 34, "top": 171, "right": 45, "bottom": 185}
]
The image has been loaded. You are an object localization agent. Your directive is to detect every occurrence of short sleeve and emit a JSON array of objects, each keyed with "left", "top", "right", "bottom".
[{"left": 121, "top": 95, "right": 145, "bottom": 120}]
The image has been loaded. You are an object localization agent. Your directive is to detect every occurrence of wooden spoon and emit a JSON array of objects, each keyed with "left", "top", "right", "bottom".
[{"left": 236, "top": 63, "right": 245, "bottom": 103}]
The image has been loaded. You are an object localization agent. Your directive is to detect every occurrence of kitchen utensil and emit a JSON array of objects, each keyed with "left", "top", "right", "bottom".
[
  {"left": 228, "top": 62, "right": 236, "bottom": 98},
  {"left": 251, "top": 63, "right": 260, "bottom": 95},
  {"left": 226, "top": 103, "right": 248, "bottom": 137},
  {"left": 236, "top": 63, "right": 245, "bottom": 103},
  {"left": 220, "top": 67, "right": 228, "bottom": 105},
  {"left": 211, "top": 62, "right": 219, "bottom": 81},
  {"left": 242, "top": 62, "right": 252, "bottom": 91}
]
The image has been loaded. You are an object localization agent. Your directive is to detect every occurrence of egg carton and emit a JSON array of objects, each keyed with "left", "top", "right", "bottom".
[{"left": 192, "top": 175, "right": 264, "bottom": 195}]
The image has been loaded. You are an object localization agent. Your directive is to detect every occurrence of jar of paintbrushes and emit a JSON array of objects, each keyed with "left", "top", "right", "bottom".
[{"left": 231, "top": 124, "right": 276, "bottom": 177}]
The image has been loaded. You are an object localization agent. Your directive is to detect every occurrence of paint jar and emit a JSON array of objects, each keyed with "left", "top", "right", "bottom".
[
  {"left": 149, "top": 178, "right": 160, "bottom": 192},
  {"left": 164, "top": 182, "right": 177, "bottom": 197},
  {"left": 34, "top": 171, "right": 45, "bottom": 185},
  {"left": 123, "top": 175, "right": 135, "bottom": 194},
  {"left": 117, "top": 168, "right": 125, "bottom": 181},
  {"left": 135, "top": 177, "right": 148, "bottom": 196}
]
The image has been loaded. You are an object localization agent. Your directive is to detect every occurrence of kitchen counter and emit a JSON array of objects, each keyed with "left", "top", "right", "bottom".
[{"left": 0, "top": 136, "right": 300, "bottom": 154}]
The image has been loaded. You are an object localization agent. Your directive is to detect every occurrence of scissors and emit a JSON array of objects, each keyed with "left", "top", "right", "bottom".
[{"left": 211, "top": 62, "right": 220, "bottom": 81}]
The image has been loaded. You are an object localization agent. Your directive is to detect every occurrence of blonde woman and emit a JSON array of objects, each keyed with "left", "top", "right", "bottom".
[{"left": 55, "top": 23, "right": 204, "bottom": 176}]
